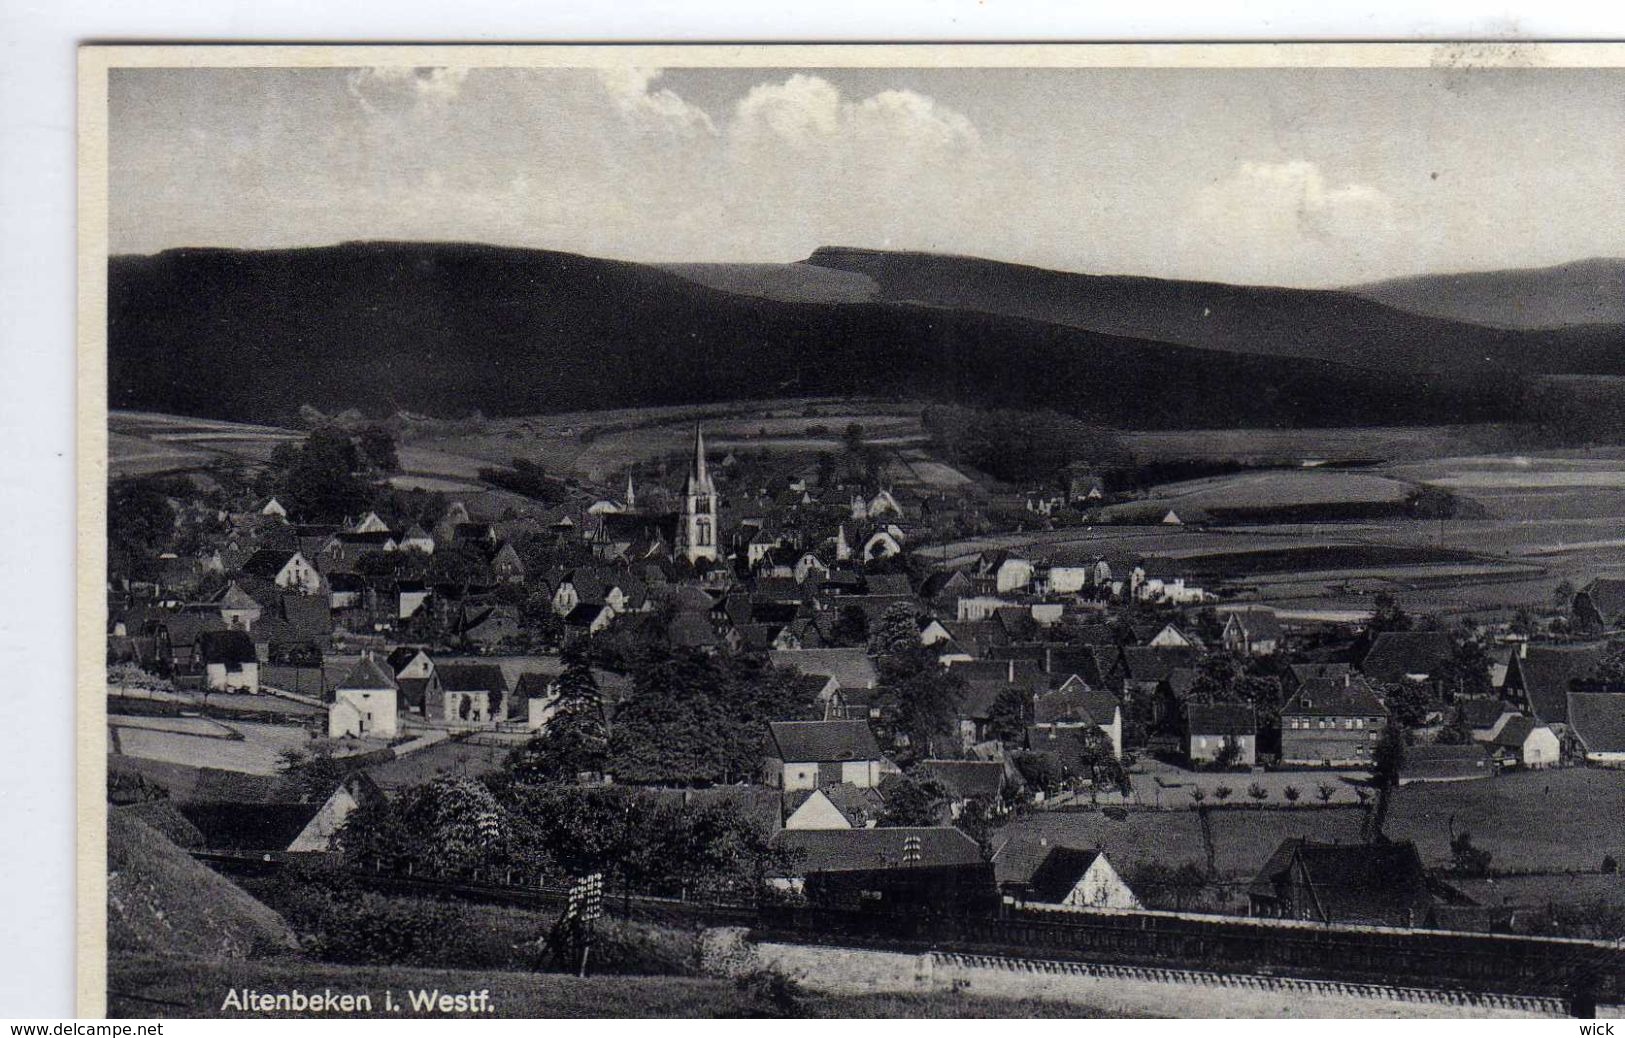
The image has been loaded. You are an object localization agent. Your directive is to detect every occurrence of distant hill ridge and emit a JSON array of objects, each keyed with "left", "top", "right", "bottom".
[
  {"left": 108, "top": 241, "right": 1619, "bottom": 430},
  {"left": 1351, "top": 258, "right": 1625, "bottom": 330}
]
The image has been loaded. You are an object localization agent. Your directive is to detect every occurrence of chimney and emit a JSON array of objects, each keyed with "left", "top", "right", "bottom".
[
  {"left": 1008, "top": 659, "right": 1016, "bottom": 683},
  {"left": 1519, "top": 642, "right": 1528, "bottom": 659},
  {"left": 1344, "top": 673, "right": 1351, "bottom": 687}
]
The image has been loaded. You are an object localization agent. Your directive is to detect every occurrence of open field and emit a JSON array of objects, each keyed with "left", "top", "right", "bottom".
[
  {"left": 1100, "top": 469, "right": 1416, "bottom": 521},
  {"left": 110, "top": 411, "right": 303, "bottom": 478},
  {"left": 1384, "top": 768, "right": 1625, "bottom": 873},
  {"left": 108, "top": 718, "right": 371, "bottom": 775},
  {"left": 109, "top": 956, "right": 1127, "bottom": 1018},
  {"left": 1120, "top": 426, "right": 1527, "bottom": 464}
]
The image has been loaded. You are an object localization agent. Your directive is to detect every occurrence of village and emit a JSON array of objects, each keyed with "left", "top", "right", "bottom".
[{"left": 104, "top": 413, "right": 1625, "bottom": 960}]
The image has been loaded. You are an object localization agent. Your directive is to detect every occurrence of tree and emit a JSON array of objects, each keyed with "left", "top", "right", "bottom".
[
  {"left": 1212, "top": 735, "right": 1243, "bottom": 771},
  {"left": 1247, "top": 782, "right": 1268, "bottom": 804},
  {"left": 1369, "top": 593, "right": 1414, "bottom": 636},
  {"left": 1010, "top": 750, "right": 1065, "bottom": 798},
  {"left": 358, "top": 425, "right": 399, "bottom": 474},
  {"left": 878, "top": 775, "right": 949, "bottom": 827},
  {"left": 1450, "top": 831, "right": 1492, "bottom": 876},
  {"left": 1190, "top": 787, "right": 1207, "bottom": 806},
  {"left": 1315, "top": 782, "right": 1336, "bottom": 804},
  {"left": 1383, "top": 679, "right": 1434, "bottom": 728},
  {"left": 830, "top": 604, "right": 870, "bottom": 647},
  {"left": 108, "top": 476, "right": 180, "bottom": 581},
  {"left": 1370, "top": 719, "right": 1407, "bottom": 838},
  {"left": 278, "top": 744, "right": 354, "bottom": 803},
  {"left": 983, "top": 685, "right": 1031, "bottom": 745},
  {"left": 280, "top": 427, "right": 372, "bottom": 522},
  {"left": 1553, "top": 580, "right": 1577, "bottom": 614},
  {"left": 1596, "top": 643, "right": 1625, "bottom": 690},
  {"left": 1283, "top": 785, "right": 1301, "bottom": 804},
  {"left": 507, "top": 649, "right": 608, "bottom": 784},
  {"left": 868, "top": 602, "right": 921, "bottom": 656},
  {"left": 1438, "top": 639, "right": 1493, "bottom": 700},
  {"left": 1212, "top": 785, "right": 1233, "bottom": 804},
  {"left": 880, "top": 645, "right": 966, "bottom": 758}
]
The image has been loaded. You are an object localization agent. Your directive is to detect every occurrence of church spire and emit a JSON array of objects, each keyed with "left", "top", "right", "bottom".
[
  {"left": 693, "top": 423, "right": 709, "bottom": 488},
  {"left": 625, "top": 471, "right": 636, "bottom": 509}
]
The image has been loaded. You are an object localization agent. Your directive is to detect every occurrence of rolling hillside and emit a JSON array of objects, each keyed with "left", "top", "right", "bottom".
[
  {"left": 109, "top": 242, "right": 1555, "bottom": 430},
  {"left": 1354, "top": 258, "right": 1625, "bottom": 330}
]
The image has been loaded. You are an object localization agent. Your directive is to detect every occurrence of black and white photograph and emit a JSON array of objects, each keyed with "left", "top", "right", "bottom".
[{"left": 83, "top": 43, "right": 1625, "bottom": 1019}]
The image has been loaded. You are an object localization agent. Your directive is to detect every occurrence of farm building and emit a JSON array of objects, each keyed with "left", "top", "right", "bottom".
[
  {"left": 435, "top": 661, "right": 509, "bottom": 723},
  {"left": 767, "top": 826, "right": 985, "bottom": 889},
  {"left": 1279, "top": 675, "right": 1387, "bottom": 766},
  {"left": 1247, "top": 839, "right": 1443, "bottom": 927},
  {"left": 1504, "top": 643, "right": 1605, "bottom": 726},
  {"left": 1572, "top": 578, "right": 1625, "bottom": 633}
]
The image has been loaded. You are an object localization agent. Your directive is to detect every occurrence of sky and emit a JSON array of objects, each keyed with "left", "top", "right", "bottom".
[{"left": 108, "top": 64, "right": 1625, "bottom": 287}]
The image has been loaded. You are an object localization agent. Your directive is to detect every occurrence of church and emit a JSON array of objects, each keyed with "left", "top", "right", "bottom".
[{"left": 585, "top": 424, "right": 721, "bottom": 567}]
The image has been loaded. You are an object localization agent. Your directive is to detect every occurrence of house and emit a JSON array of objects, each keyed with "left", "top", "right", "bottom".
[
  {"left": 1486, "top": 716, "right": 1562, "bottom": 769},
  {"left": 1221, "top": 608, "right": 1283, "bottom": 657},
  {"left": 459, "top": 604, "right": 521, "bottom": 648},
  {"left": 328, "top": 653, "right": 399, "bottom": 739},
  {"left": 1504, "top": 644, "right": 1604, "bottom": 726},
  {"left": 1248, "top": 839, "right": 1442, "bottom": 927},
  {"left": 1017, "top": 847, "right": 1140, "bottom": 910},
  {"left": 861, "top": 529, "right": 904, "bottom": 561},
  {"left": 763, "top": 720, "right": 889, "bottom": 791},
  {"left": 387, "top": 646, "right": 441, "bottom": 716},
  {"left": 1460, "top": 698, "right": 1520, "bottom": 742},
  {"left": 563, "top": 602, "right": 615, "bottom": 641},
  {"left": 782, "top": 784, "right": 886, "bottom": 830},
  {"left": 1185, "top": 702, "right": 1257, "bottom": 767},
  {"left": 351, "top": 511, "right": 391, "bottom": 535},
  {"left": 1567, "top": 691, "right": 1625, "bottom": 765},
  {"left": 212, "top": 582, "right": 264, "bottom": 631},
  {"left": 1398, "top": 743, "right": 1492, "bottom": 784},
  {"left": 1145, "top": 622, "right": 1198, "bottom": 650},
  {"left": 1359, "top": 631, "right": 1454, "bottom": 684},
  {"left": 259, "top": 497, "right": 288, "bottom": 519},
  {"left": 1278, "top": 675, "right": 1388, "bottom": 766},
  {"left": 1031, "top": 678, "right": 1124, "bottom": 758},
  {"left": 1110, "top": 646, "right": 1200, "bottom": 704},
  {"left": 435, "top": 662, "right": 509, "bottom": 723},
  {"left": 491, "top": 542, "right": 527, "bottom": 584},
  {"left": 197, "top": 630, "right": 259, "bottom": 693},
  {"left": 398, "top": 524, "right": 436, "bottom": 554},
  {"left": 239, "top": 549, "right": 322, "bottom": 594}
]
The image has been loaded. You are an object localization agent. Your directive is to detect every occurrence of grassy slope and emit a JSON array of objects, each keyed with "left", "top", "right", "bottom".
[
  {"left": 107, "top": 812, "right": 298, "bottom": 960},
  {"left": 109, "top": 956, "right": 1123, "bottom": 1018}
]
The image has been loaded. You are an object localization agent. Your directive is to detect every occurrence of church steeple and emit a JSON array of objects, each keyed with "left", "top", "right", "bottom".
[
  {"left": 625, "top": 471, "right": 637, "bottom": 510},
  {"left": 685, "top": 423, "right": 713, "bottom": 496},
  {"left": 677, "top": 423, "right": 719, "bottom": 564}
]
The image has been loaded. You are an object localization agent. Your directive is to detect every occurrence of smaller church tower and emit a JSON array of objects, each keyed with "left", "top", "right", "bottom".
[
  {"left": 624, "top": 471, "right": 637, "bottom": 511},
  {"left": 677, "top": 424, "right": 719, "bottom": 564}
]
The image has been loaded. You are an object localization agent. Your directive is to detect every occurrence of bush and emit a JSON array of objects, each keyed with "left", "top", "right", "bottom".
[
  {"left": 1213, "top": 785, "right": 1234, "bottom": 804},
  {"left": 732, "top": 967, "right": 808, "bottom": 1018},
  {"left": 1603, "top": 854, "right": 1618, "bottom": 875},
  {"left": 1246, "top": 782, "right": 1268, "bottom": 803},
  {"left": 1283, "top": 785, "right": 1301, "bottom": 803}
]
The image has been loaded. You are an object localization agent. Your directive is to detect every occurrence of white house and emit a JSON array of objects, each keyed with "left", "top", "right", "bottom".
[
  {"left": 763, "top": 720, "right": 890, "bottom": 791},
  {"left": 328, "top": 653, "right": 399, "bottom": 739},
  {"left": 1045, "top": 566, "right": 1093, "bottom": 595},
  {"left": 862, "top": 529, "right": 903, "bottom": 560},
  {"left": 994, "top": 557, "right": 1036, "bottom": 594},
  {"left": 1021, "top": 847, "right": 1141, "bottom": 910},
  {"left": 352, "top": 511, "right": 391, "bottom": 534},
  {"left": 198, "top": 630, "right": 260, "bottom": 693}
]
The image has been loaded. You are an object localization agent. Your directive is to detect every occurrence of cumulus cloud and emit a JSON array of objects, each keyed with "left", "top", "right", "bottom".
[
  {"left": 730, "top": 73, "right": 979, "bottom": 153},
  {"left": 1186, "top": 160, "right": 1398, "bottom": 282},
  {"left": 345, "top": 66, "right": 470, "bottom": 115},
  {"left": 597, "top": 68, "right": 717, "bottom": 138}
]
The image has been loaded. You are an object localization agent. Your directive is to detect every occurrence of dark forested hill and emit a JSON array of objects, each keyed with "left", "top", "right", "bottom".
[
  {"left": 793, "top": 247, "right": 1625, "bottom": 375},
  {"left": 109, "top": 242, "right": 1542, "bottom": 429}
]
